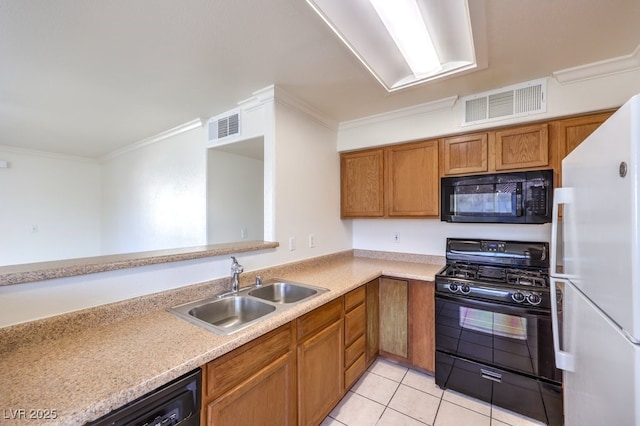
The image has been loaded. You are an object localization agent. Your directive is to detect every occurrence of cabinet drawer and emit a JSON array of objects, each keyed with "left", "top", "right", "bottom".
[
  {"left": 345, "top": 353, "right": 366, "bottom": 390},
  {"left": 345, "top": 334, "right": 365, "bottom": 368},
  {"left": 297, "top": 298, "right": 343, "bottom": 341},
  {"left": 205, "top": 323, "right": 293, "bottom": 400},
  {"left": 345, "top": 286, "right": 365, "bottom": 311},
  {"left": 345, "top": 303, "right": 366, "bottom": 346}
]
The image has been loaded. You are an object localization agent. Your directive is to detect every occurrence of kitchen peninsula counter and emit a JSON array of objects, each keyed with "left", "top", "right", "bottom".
[{"left": 0, "top": 252, "right": 443, "bottom": 425}]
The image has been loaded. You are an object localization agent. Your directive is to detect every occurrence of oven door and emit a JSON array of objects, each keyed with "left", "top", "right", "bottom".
[{"left": 435, "top": 293, "right": 560, "bottom": 383}]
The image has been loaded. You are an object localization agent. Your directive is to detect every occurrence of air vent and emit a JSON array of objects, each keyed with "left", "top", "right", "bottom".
[
  {"left": 207, "top": 110, "right": 241, "bottom": 144},
  {"left": 462, "top": 79, "right": 547, "bottom": 125}
]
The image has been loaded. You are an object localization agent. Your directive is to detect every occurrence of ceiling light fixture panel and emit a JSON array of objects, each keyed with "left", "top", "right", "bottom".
[{"left": 306, "top": 0, "right": 479, "bottom": 92}]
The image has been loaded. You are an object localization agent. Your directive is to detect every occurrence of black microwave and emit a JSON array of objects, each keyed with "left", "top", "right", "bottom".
[{"left": 440, "top": 169, "right": 553, "bottom": 224}]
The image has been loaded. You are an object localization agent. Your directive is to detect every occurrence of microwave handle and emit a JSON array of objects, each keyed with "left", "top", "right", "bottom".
[{"left": 515, "top": 182, "right": 523, "bottom": 216}]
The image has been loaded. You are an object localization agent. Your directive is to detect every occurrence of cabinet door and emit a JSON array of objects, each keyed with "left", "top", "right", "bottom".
[
  {"left": 551, "top": 111, "right": 614, "bottom": 187},
  {"left": 340, "top": 149, "right": 384, "bottom": 217},
  {"left": 298, "top": 320, "right": 344, "bottom": 426},
  {"left": 366, "top": 279, "right": 379, "bottom": 365},
  {"left": 378, "top": 277, "right": 408, "bottom": 360},
  {"left": 206, "top": 353, "right": 296, "bottom": 426},
  {"left": 441, "top": 133, "right": 488, "bottom": 175},
  {"left": 409, "top": 280, "right": 435, "bottom": 373},
  {"left": 494, "top": 123, "right": 549, "bottom": 170},
  {"left": 385, "top": 140, "right": 439, "bottom": 217}
]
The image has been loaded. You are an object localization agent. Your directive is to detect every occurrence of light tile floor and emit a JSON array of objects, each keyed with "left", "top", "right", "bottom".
[{"left": 322, "top": 358, "right": 547, "bottom": 426}]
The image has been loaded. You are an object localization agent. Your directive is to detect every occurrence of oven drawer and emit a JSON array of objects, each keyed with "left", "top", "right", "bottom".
[{"left": 435, "top": 351, "right": 562, "bottom": 426}]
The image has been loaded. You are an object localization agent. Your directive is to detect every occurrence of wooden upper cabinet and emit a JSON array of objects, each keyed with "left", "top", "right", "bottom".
[
  {"left": 441, "top": 133, "right": 488, "bottom": 175},
  {"left": 551, "top": 111, "right": 614, "bottom": 159},
  {"left": 494, "top": 123, "right": 549, "bottom": 170},
  {"left": 340, "top": 149, "right": 384, "bottom": 218},
  {"left": 550, "top": 110, "right": 614, "bottom": 188},
  {"left": 385, "top": 140, "right": 439, "bottom": 217}
]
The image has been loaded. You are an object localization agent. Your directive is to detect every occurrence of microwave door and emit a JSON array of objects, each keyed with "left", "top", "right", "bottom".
[{"left": 452, "top": 182, "right": 521, "bottom": 217}]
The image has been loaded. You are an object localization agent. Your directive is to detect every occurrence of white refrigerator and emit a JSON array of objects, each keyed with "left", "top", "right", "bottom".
[{"left": 551, "top": 93, "right": 640, "bottom": 425}]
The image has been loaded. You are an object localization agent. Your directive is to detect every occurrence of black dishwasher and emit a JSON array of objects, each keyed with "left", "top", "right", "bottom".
[{"left": 87, "top": 368, "right": 201, "bottom": 426}]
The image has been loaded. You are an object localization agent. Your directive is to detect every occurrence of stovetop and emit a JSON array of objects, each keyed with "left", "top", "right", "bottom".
[
  {"left": 439, "top": 263, "right": 549, "bottom": 288},
  {"left": 435, "top": 238, "right": 551, "bottom": 308}
]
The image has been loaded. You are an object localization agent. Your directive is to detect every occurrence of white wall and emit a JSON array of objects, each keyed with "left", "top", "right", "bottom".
[
  {"left": 353, "top": 219, "right": 551, "bottom": 255},
  {"left": 0, "top": 91, "right": 351, "bottom": 327},
  {"left": 338, "top": 70, "right": 640, "bottom": 151},
  {"left": 207, "top": 148, "right": 264, "bottom": 243},
  {"left": 0, "top": 147, "right": 102, "bottom": 265},
  {"left": 272, "top": 99, "right": 352, "bottom": 263},
  {"left": 341, "top": 69, "right": 640, "bottom": 251},
  {"left": 100, "top": 127, "right": 207, "bottom": 254}
]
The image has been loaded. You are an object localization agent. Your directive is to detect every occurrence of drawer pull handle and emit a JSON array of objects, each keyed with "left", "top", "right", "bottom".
[{"left": 480, "top": 369, "right": 502, "bottom": 383}]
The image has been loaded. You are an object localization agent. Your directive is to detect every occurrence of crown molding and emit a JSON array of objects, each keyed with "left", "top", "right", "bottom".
[
  {"left": 0, "top": 144, "right": 98, "bottom": 163},
  {"left": 273, "top": 86, "right": 338, "bottom": 130},
  {"left": 553, "top": 44, "right": 640, "bottom": 84},
  {"left": 100, "top": 119, "right": 203, "bottom": 162},
  {"left": 338, "top": 95, "right": 458, "bottom": 130}
]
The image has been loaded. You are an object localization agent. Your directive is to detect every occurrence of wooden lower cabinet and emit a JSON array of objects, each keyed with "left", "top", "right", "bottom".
[
  {"left": 206, "top": 352, "right": 296, "bottom": 426},
  {"left": 344, "top": 286, "right": 367, "bottom": 389},
  {"left": 297, "top": 298, "right": 344, "bottom": 426},
  {"left": 378, "top": 277, "right": 409, "bottom": 361},
  {"left": 200, "top": 277, "right": 435, "bottom": 425},
  {"left": 408, "top": 280, "right": 435, "bottom": 373},
  {"left": 201, "top": 324, "right": 296, "bottom": 426},
  {"left": 378, "top": 277, "right": 436, "bottom": 373},
  {"left": 366, "top": 279, "right": 380, "bottom": 365}
]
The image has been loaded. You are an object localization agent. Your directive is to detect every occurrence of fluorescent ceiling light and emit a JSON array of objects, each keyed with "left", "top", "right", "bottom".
[
  {"left": 306, "top": 0, "right": 482, "bottom": 92},
  {"left": 369, "top": 0, "right": 441, "bottom": 76}
]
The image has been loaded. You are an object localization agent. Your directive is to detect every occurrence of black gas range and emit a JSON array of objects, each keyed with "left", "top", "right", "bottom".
[
  {"left": 436, "top": 238, "right": 551, "bottom": 309},
  {"left": 434, "top": 238, "right": 563, "bottom": 426}
]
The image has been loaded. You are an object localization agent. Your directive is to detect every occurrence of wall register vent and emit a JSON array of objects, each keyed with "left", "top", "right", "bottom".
[
  {"left": 462, "top": 78, "right": 547, "bottom": 126},
  {"left": 207, "top": 110, "right": 241, "bottom": 144}
]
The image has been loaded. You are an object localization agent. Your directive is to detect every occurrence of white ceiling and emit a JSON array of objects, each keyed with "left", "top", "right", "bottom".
[{"left": 1, "top": 0, "right": 639, "bottom": 158}]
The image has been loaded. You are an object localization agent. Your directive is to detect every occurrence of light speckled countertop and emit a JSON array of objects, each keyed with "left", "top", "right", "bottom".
[{"left": 0, "top": 253, "right": 444, "bottom": 425}]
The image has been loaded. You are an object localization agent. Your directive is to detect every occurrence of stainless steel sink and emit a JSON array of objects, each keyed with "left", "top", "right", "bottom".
[
  {"left": 248, "top": 281, "right": 319, "bottom": 304},
  {"left": 169, "top": 279, "right": 328, "bottom": 335},
  {"left": 169, "top": 296, "right": 276, "bottom": 335},
  {"left": 190, "top": 296, "right": 275, "bottom": 327}
]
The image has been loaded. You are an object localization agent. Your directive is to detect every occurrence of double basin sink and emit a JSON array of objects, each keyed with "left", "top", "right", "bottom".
[{"left": 169, "top": 279, "right": 328, "bottom": 335}]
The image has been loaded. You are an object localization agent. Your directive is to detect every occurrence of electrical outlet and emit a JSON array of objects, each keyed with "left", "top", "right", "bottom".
[
  {"left": 240, "top": 228, "right": 248, "bottom": 239},
  {"left": 394, "top": 232, "right": 400, "bottom": 243},
  {"left": 308, "top": 234, "right": 315, "bottom": 248},
  {"left": 289, "top": 237, "right": 296, "bottom": 251}
]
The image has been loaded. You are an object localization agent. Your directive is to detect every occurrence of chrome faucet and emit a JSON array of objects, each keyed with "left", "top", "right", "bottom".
[{"left": 230, "top": 256, "right": 244, "bottom": 293}]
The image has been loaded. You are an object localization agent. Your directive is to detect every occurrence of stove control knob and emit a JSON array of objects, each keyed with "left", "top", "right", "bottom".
[
  {"left": 460, "top": 284, "right": 471, "bottom": 294},
  {"left": 512, "top": 291, "right": 525, "bottom": 303},
  {"left": 527, "top": 293, "right": 542, "bottom": 306},
  {"left": 449, "top": 282, "right": 459, "bottom": 293}
]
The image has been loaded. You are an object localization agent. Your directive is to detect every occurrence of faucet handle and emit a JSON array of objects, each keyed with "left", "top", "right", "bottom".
[
  {"left": 230, "top": 256, "right": 244, "bottom": 273},
  {"left": 255, "top": 275, "right": 263, "bottom": 287}
]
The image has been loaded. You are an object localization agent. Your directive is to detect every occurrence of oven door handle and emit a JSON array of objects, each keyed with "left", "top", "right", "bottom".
[{"left": 550, "top": 277, "right": 575, "bottom": 372}]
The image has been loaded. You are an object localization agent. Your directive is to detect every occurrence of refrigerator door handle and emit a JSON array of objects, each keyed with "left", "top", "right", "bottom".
[
  {"left": 551, "top": 187, "right": 573, "bottom": 278},
  {"left": 550, "top": 277, "right": 575, "bottom": 372}
]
